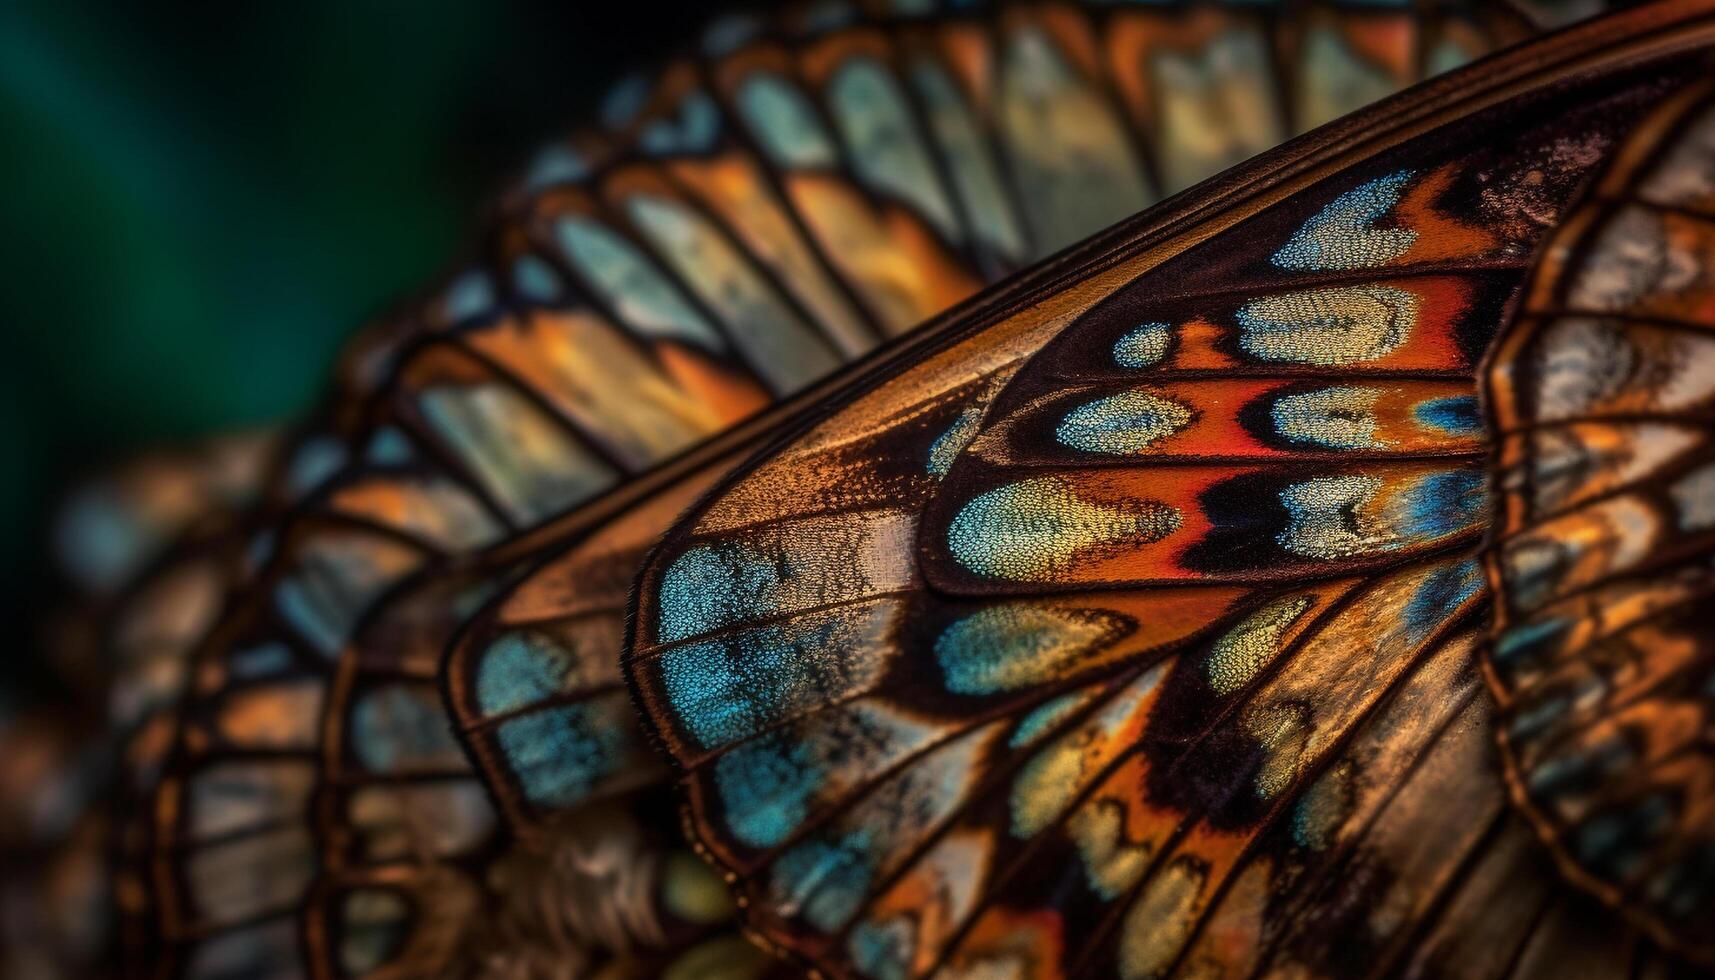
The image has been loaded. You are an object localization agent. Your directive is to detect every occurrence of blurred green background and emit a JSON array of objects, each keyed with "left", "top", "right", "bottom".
[{"left": 0, "top": 0, "right": 709, "bottom": 683}]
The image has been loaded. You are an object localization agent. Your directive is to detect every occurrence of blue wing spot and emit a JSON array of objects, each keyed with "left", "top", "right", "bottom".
[
  {"left": 657, "top": 542, "right": 785, "bottom": 643},
  {"left": 495, "top": 704, "right": 627, "bottom": 807},
  {"left": 771, "top": 830, "right": 876, "bottom": 932},
  {"left": 475, "top": 631, "right": 574, "bottom": 719},
  {"left": 1399, "top": 469, "right": 1487, "bottom": 542},
  {"left": 714, "top": 735, "right": 824, "bottom": 849},
  {"left": 1413, "top": 395, "right": 1482, "bottom": 436},
  {"left": 661, "top": 613, "right": 876, "bottom": 750},
  {"left": 1403, "top": 558, "right": 1484, "bottom": 642}
]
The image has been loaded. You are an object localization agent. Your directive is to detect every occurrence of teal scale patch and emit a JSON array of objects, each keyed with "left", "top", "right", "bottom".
[
  {"left": 553, "top": 215, "right": 722, "bottom": 348},
  {"left": 656, "top": 541, "right": 785, "bottom": 643},
  {"left": 714, "top": 734, "right": 825, "bottom": 849},
  {"left": 1010, "top": 690, "right": 1099, "bottom": 748},
  {"left": 1396, "top": 468, "right": 1487, "bottom": 542},
  {"left": 1401, "top": 557, "right": 1485, "bottom": 644},
  {"left": 660, "top": 609, "right": 883, "bottom": 749},
  {"left": 521, "top": 145, "right": 590, "bottom": 193},
  {"left": 352, "top": 686, "right": 463, "bottom": 774},
  {"left": 739, "top": 73, "right": 840, "bottom": 168},
  {"left": 639, "top": 92, "right": 720, "bottom": 156},
  {"left": 848, "top": 920, "right": 913, "bottom": 980},
  {"left": 510, "top": 254, "right": 561, "bottom": 303},
  {"left": 1112, "top": 322, "right": 1172, "bottom": 368},
  {"left": 440, "top": 270, "right": 495, "bottom": 323},
  {"left": 284, "top": 437, "right": 347, "bottom": 497},
  {"left": 1413, "top": 394, "right": 1481, "bottom": 436},
  {"left": 769, "top": 829, "right": 876, "bottom": 932},
  {"left": 1272, "top": 170, "right": 1416, "bottom": 271},
  {"left": 495, "top": 701, "right": 629, "bottom": 807},
  {"left": 829, "top": 58, "right": 961, "bottom": 240},
  {"left": 1236, "top": 286, "right": 1419, "bottom": 366},
  {"left": 1493, "top": 617, "right": 1570, "bottom": 667},
  {"left": 362, "top": 427, "right": 413, "bottom": 466},
  {"left": 229, "top": 642, "right": 293, "bottom": 679},
  {"left": 948, "top": 476, "right": 1181, "bottom": 580},
  {"left": 1272, "top": 386, "right": 1385, "bottom": 450},
  {"left": 475, "top": 630, "right": 578, "bottom": 719},
  {"left": 911, "top": 59, "right": 1025, "bottom": 261},
  {"left": 935, "top": 605, "right": 1120, "bottom": 695},
  {"left": 1056, "top": 391, "right": 1193, "bottom": 455},
  {"left": 926, "top": 405, "right": 982, "bottom": 477}
]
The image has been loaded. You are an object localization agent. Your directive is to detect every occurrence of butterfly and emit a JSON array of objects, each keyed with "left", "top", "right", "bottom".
[
  {"left": 625, "top": 4, "right": 1715, "bottom": 978},
  {"left": 3, "top": 0, "right": 1626, "bottom": 977},
  {"left": 114, "top": 1, "right": 1639, "bottom": 974}
]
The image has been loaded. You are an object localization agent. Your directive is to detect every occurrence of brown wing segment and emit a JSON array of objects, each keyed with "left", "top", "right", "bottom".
[{"left": 1483, "top": 74, "right": 1715, "bottom": 966}]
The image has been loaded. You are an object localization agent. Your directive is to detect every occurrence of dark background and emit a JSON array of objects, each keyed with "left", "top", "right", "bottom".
[{"left": 0, "top": 0, "right": 721, "bottom": 689}]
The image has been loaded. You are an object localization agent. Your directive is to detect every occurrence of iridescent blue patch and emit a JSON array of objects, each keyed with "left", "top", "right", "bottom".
[
  {"left": 714, "top": 734, "right": 823, "bottom": 848},
  {"left": 284, "top": 437, "right": 347, "bottom": 497},
  {"left": 639, "top": 92, "right": 720, "bottom": 156},
  {"left": 661, "top": 613, "right": 875, "bottom": 749},
  {"left": 801, "top": 0, "right": 857, "bottom": 33},
  {"left": 476, "top": 631, "right": 574, "bottom": 719},
  {"left": 1112, "top": 322, "right": 1172, "bottom": 368},
  {"left": 352, "top": 686, "right": 462, "bottom": 774},
  {"left": 909, "top": 59, "right": 1025, "bottom": 261},
  {"left": 1507, "top": 695, "right": 1570, "bottom": 742},
  {"left": 1009, "top": 691, "right": 1093, "bottom": 748},
  {"left": 1573, "top": 796, "right": 1670, "bottom": 874},
  {"left": 947, "top": 477, "right": 1180, "bottom": 580},
  {"left": 1398, "top": 468, "right": 1487, "bottom": 542},
  {"left": 702, "top": 13, "right": 761, "bottom": 57},
  {"left": 495, "top": 703, "right": 626, "bottom": 807},
  {"left": 338, "top": 890, "right": 409, "bottom": 975},
  {"left": 926, "top": 406, "right": 981, "bottom": 477},
  {"left": 1271, "top": 387, "right": 1382, "bottom": 450},
  {"left": 275, "top": 578, "right": 349, "bottom": 658},
  {"left": 1526, "top": 738, "right": 1631, "bottom": 797},
  {"left": 230, "top": 642, "right": 293, "bottom": 679},
  {"left": 1056, "top": 391, "right": 1192, "bottom": 455},
  {"left": 1413, "top": 395, "right": 1481, "bottom": 436},
  {"left": 441, "top": 270, "right": 495, "bottom": 323},
  {"left": 771, "top": 830, "right": 875, "bottom": 931},
  {"left": 600, "top": 72, "right": 651, "bottom": 130},
  {"left": 552, "top": 215, "right": 721, "bottom": 348},
  {"left": 362, "top": 427, "right": 413, "bottom": 466},
  {"left": 521, "top": 145, "right": 589, "bottom": 192},
  {"left": 848, "top": 920, "right": 911, "bottom": 980},
  {"left": 934, "top": 606, "right": 1115, "bottom": 695},
  {"left": 1403, "top": 558, "right": 1484, "bottom": 642},
  {"left": 829, "top": 57, "right": 960, "bottom": 239},
  {"left": 656, "top": 542, "right": 783, "bottom": 643},
  {"left": 55, "top": 486, "right": 146, "bottom": 592}
]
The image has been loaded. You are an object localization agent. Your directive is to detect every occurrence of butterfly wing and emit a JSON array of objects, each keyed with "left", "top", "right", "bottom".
[
  {"left": 0, "top": 429, "right": 290, "bottom": 977},
  {"left": 110, "top": 0, "right": 1608, "bottom": 975},
  {"left": 627, "top": 8, "right": 1713, "bottom": 978},
  {"left": 1484, "top": 74, "right": 1715, "bottom": 965},
  {"left": 448, "top": 0, "right": 1553, "bottom": 832},
  {"left": 436, "top": 0, "right": 1550, "bottom": 966}
]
